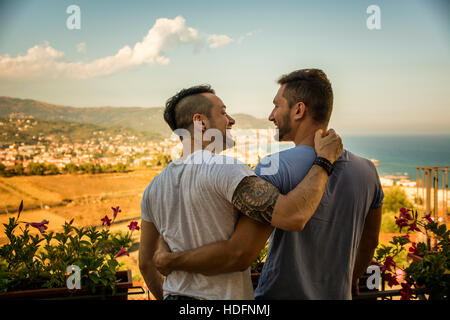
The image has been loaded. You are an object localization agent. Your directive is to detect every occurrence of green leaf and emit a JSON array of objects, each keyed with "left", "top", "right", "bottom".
[{"left": 437, "top": 224, "right": 447, "bottom": 237}]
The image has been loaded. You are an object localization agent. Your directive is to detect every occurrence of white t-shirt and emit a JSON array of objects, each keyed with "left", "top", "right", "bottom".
[{"left": 141, "top": 150, "right": 256, "bottom": 300}]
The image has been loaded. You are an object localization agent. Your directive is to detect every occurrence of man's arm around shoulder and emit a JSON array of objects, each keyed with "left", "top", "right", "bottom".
[{"left": 232, "top": 129, "right": 343, "bottom": 232}]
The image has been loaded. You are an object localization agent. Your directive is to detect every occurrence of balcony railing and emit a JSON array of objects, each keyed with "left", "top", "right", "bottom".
[{"left": 415, "top": 166, "right": 449, "bottom": 225}]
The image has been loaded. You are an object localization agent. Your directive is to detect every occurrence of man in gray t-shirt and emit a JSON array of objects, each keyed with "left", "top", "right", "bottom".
[
  {"left": 154, "top": 69, "right": 383, "bottom": 299},
  {"left": 253, "top": 147, "right": 383, "bottom": 299}
]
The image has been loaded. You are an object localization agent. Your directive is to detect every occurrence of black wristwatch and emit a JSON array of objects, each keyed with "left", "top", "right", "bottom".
[{"left": 313, "top": 157, "right": 334, "bottom": 176}]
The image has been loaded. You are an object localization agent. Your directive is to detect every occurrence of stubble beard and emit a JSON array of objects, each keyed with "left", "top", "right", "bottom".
[{"left": 275, "top": 114, "right": 291, "bottom": 142}]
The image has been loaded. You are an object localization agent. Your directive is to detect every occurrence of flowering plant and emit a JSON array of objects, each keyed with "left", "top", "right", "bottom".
[
  {"left": 375, "top": 208, "right": 449, "bottom": 300},
  {"left": 0, "top": 201, "right": 139, "bottom": 295}
]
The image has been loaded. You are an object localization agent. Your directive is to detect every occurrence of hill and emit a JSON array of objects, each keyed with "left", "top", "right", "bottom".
[
  {"left": 0, "top": 97, "right": 271, "bottom": 136},
  {"left": 230, "top": 113, "right": 272, "bottom": 129},
  {"left": 0, "top": 96, "right": 171, "bottom": 136},
  {"left": 0, "top": 117, "right": 162, "bottom": 145}
]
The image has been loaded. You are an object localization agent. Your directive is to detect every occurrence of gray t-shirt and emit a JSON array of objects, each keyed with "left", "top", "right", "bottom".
[
  {"left": 141, "top": 150, "right": 256, "bottom": 300},
  {"left": 254, "top": 147, "right": 384, "bottom": 300}
]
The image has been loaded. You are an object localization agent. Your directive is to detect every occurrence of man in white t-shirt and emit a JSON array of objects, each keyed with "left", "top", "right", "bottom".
[{"left": 138, "top": 85, "right": 343, "bottom": 300}]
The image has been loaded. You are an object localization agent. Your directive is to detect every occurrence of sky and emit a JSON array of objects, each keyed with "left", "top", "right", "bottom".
[{"left": 0, "top": 0, "right": 449, "bottom": 134}]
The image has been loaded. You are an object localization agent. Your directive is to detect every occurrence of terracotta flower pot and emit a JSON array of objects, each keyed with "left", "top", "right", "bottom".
[{"left": 0, "top": 270, "right": 133, "bottom": 300}]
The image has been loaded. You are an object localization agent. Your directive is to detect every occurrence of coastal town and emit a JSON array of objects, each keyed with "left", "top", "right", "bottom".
[
  {"left": 1, "top": 117, "right": 420, "bottom": 188},
  {"left": 0, "top": 137, "right": 176, "bottom": 170},
  {"left": 0, "top": 117, "right": 177, "bottom": 171},
  {"left": 0, "top": 118, "right": 285, "bottom": 175}
]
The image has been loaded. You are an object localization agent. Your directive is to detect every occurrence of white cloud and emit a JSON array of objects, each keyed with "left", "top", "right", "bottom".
[
  {"left": 207, "top": 34, "right": 233, "bottom": 48},
  {"left": 237, "top": 30, "right": 258, "bottom": 44},
  {"left": 76, "top": 42, "right": 86, "bottom": 53},
  {"left": 0, "top": 16, "right": 233, "bottom": 80}
]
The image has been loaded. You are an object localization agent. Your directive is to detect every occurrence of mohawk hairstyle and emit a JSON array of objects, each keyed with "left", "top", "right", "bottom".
[{"left": 164, "top": 85, "right": 215, "bottom": 132}]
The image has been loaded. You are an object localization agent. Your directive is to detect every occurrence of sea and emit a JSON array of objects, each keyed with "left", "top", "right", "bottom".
[{"left": 277, "top": 135, "right": 450, "bottom": 182}]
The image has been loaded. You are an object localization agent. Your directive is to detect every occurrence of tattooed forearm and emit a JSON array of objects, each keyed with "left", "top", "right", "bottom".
[{"left": 232, "top": 176, "right": 280, "bottom": 224}]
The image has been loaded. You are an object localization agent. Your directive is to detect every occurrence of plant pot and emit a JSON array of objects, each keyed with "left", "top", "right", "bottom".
[{"left": 0, "top": 270, "right": 133, "bottom": 300}]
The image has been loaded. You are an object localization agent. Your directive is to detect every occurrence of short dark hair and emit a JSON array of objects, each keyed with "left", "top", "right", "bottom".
[
  {"left": 277, "top": 69, "right": 333, "bottom": 124},
  {"left": 164, "top": 85, "right": 215, "bottom": 131}
]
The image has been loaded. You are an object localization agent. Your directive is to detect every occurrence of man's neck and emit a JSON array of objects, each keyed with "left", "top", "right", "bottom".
[
  {"left": 292, "top": 123, "right": 327, "bottom": 147},
  {"left": 180, "top": 139, "right": 203, "bottom": 159},
  {"left": 181, "top": 138, "right": 219, "bottom": 159}
]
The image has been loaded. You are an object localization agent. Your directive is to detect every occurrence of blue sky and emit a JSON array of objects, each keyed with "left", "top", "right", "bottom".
[{"left": 0, "top": 0, "right": 449, "bottom": 134}]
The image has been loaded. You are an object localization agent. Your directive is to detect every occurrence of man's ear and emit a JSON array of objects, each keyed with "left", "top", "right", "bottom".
[
  {"left": 193, "top": 113, "right": 207, "bottom": 132},
  {"left": 292, "top": 102, "right": 306, "bottom": 120}
]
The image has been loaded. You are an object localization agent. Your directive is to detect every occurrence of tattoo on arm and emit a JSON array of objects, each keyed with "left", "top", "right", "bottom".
[{"left": 232, "top": 176, "right": 280, "bottom": 224}]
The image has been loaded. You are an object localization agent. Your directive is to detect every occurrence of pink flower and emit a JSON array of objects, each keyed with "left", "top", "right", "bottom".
[
  {"left": 396, "top": 268, "right": 405, "bottom": 282},
  {"left": 408, "top": 221, "right": 421, "bottom": 233},
  {"left": 384, "top": 272, "right": 399, "bottom": 287},
  {"left": 400, "top": 282, "right": 413, "bottom": 300},
  {"left": 114, "top": 246, "right": 129, "bottom": 258},
  {"left": 101, "top": 215, "right": 112, "bottom": 227},
  {"left": 112, "top": 206, "right": 121, "bottom": 221},
  {"left": 69, "top": 218, "right": 74, "bottom": 225},
  {"left": 127, "top": 221, "right": 140, "bottom": 231},
  {"left": 395, "top": 216, "right": 409, "bottom": 232},
  {"left": 26, "top": 219, "right": 49, "bottom": 234},
  {"left": 399, "top": 208, "right": 413, "bottom": 220},
  {"left": 382, "top": 256, "right": 396, "bottom": 273},
  {"left": 409, "top": 242, "right": 420, "bottom": 255},
  {"left": 424, "top": 213, "right": 433, "bottom": 225}
]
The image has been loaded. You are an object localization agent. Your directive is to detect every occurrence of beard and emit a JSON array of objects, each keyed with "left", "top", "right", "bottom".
[
  {"left": 274, "top": 113, "right": 291, "bottom": 141},
  {"left": 224, "top": 129, "right": 235, "bottom": 150}
]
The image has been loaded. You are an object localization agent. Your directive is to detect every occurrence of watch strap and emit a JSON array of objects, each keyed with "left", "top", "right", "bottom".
[{"left": 313, "top": 157, "right": 334, "bottom": 176}]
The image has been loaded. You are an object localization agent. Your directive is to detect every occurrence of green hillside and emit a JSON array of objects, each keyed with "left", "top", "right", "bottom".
[
  {"left": 0, "top": 96, "right": 171, "bottom": 137},
  {"left": 231, "top": 113, "right": 272, "bottom": 129},
  {"left": 0, "top": 117, "right": 162, "bottom": 145},
  {"left": 0, "top": 96, "right": 271, "bottom": 136}
]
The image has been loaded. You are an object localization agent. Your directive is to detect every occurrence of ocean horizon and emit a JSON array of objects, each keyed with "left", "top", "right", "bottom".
[{"left": 274, "top": 134, "right": 450, "bottom": 182}]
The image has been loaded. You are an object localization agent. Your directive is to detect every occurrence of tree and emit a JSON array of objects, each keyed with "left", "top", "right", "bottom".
[
  {"left": 11, "top": 163, "right": 25, "bottom": 176},
  {"left": 380, "top": 187, "right": 414, "bottom": 233},
  {"left": 101, "top": 164, "right": 113, "bottom": 173},
  {"left": 152, "top": 153, "right": 172, "bottom": 167},
  {"left": 79, "top": 163, "right": 95, "bottom": 174},
  {"left": 380, "top": 211, "right": 400, "bottom": 233},
  {"left": 27, "top": 162, "right": 46, "bottom": 175},
  {"left": 113, "top": 163, "right": 127, "bottom": 173},
  {"left": 63, "top": 163, "right": 79, "bottom": 174},
  {"left": 382, "top": 187, "right": 413, "bottom": 214},
  {"left": 46, "top": 164, "right": 60, "bottom": 175}
]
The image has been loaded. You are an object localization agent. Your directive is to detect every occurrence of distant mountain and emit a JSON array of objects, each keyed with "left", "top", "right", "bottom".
[
  {"left": 230, "top": 113, "right": 272, "bottom": 130},
  {"left": 0, "top": 117, "right": 162, "bottom": 145},
  {"left": 0, "top": 96, "right": 171, "bottom": 137},
  {"left": 0, "top": 97, "right": 271, "bottom": 136}
]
